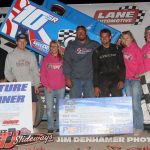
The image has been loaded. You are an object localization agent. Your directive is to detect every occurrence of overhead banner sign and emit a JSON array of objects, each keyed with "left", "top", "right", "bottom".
[
  {"left": 70, "top": 2, "right": 149, "bottom": 47},
  {"left": 0, "top": 82, "right": 33, "bottom": 133},
  {"left": 59, "top": 97, "right": 133, "bottom": 136}
]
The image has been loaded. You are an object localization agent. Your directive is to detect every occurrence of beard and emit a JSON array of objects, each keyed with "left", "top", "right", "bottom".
[{"left": 77, "top": 35, "right": 87, "bottom": 41}]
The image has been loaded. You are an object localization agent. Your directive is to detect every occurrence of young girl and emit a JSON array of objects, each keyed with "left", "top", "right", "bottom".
[
  {"left": 121, "top": 31, "right": 145, "bottom": 134},
  {"left": 40, "top": 40, "right": 65, "bottom": 133}
]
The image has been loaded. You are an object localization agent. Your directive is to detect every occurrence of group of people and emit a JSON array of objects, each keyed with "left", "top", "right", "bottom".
[
  {"left": 63, "top": 26, "right": 148, "bottom": 135},
  {"left": 1, "top": 25, "right": 150, "bottom": 135}
]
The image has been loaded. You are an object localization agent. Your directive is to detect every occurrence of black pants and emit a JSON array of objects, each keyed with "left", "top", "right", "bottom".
[{"left": 99, "top": 79, "right": 122, "bottom": 97}]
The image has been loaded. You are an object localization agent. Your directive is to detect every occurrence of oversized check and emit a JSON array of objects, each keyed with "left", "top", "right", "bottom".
[
  {"left": 0, "top": 82, "right": 33, "bottom": 133},
  {"left": 59, "top": 97, "right": 133, "bottom": 135}
]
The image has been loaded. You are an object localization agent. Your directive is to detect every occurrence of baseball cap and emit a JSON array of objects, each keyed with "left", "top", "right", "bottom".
[{"left": 16, "top": 33, "right": 28, "bottom": 41}]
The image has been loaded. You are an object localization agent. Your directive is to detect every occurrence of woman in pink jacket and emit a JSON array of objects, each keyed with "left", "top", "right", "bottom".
[
  {"left": 40, "top": 40, "right": 65, "bottom": 133},
  {"left": 121, "top": 31, "right": 144, "bottom": 134}
]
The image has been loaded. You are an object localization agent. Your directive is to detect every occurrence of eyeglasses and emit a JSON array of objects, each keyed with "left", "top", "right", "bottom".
[{"left": 50, "top": 46, "right": 58, "bottom": 48}]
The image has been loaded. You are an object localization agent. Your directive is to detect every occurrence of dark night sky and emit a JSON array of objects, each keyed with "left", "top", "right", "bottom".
[{"left": 0, "top": 0, "right": 150, "bottom": 7}]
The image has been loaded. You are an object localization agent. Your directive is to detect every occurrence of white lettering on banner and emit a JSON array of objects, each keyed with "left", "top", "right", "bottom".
[
  {"left": 127, "top": 137, "right": 150, "bottom": 142},
  {"left": 100, "top": 19, "right": 132, "bottom": 23},
  {"left": 97, "top": 11, "right": 135, "bottom": 19},
  {"left": 115, "top": 12, "right": 126, "bottom": 18},
  {"left": 56, "top": 137, "right": 72, "bottom": 142},
  {"left": 55, "top": 136, "right": 150, "bottom": 143},
  {"left": 13, "top": 5, "right": 36, "bottom": 23},
  {"left": 126, "top": 12, "right": 134, "bottom": 18},
  {"left": 13, "top": 4, "right": 59, "bottom": 31},
  {"left": 102, "top": 11, "right": 128, "bottom": 18},
  {"left": 94, "top": 9, "right": 138, "bottom": 25},
  {"left": 32, "top": 40, "right": 49, "bottom": 53},
  {"left": 73, "top": 137, "right": 125, "bottom": 142}
]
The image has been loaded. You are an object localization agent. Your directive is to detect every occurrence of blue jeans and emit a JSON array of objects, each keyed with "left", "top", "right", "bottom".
[
  {"left": 70, "top": 79, "right": 94, "bottom": 98},
  {"left": 44, "top": 87, "right": 65, "bottom": 130},
  {"left": 125, "top": 80, "right": 144, "bottom": 130}
]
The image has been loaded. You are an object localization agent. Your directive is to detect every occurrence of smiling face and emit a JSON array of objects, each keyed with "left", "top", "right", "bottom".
[
  {"left": 50, "top": 42, "right": 59, "bottom": 56},
  {"left": 76, "top": 27, "right": 87, "bottom": 42},
  {"left": 100, "top": 32, "right": 111, "bottom": 47},
  {"left": 121, "top": 34, "right": 133, "bottom": 47},
  {"left": 16, "top": 39, "right": 27, "bottom": 51},
  {"left": 121, "top": 31, "right": 134, "bottom": 47}
]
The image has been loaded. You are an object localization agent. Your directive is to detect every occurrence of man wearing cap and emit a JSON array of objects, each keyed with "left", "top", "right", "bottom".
[
  {"left": 141, "top": 26, "right": 150, "bottom": 72},
  {"left": 4, "top": 33, "right": 40, "bottom": 126}
]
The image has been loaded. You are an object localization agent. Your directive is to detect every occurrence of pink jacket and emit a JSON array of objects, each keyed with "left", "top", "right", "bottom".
[
  {"left": 40, "top": 53, "right": 65, "bottom": 90},
  {"left": 123, "top": 42, "right": 144, "bottom": 80},
  {"left": 141, "top": 43, "right": 150, "bottom": 72}
]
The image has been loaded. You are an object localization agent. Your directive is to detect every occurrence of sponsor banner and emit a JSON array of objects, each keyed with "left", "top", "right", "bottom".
[
  {"left": 94, "top": 9, "right": 139, "bottom": 25},
  {"left": 56, "top": 136, "right": 150, "bottom": 143},
  {"left": 1, "top": 127, "right": 150, "bottom": 150},
  {"left": 69, "top": 2, "right": 149, "bottom": 47},
  {"left": 0, "top": 82, "right": 33, "bottom": 132},
  {"left": 0, "top": 129, "right": 53, "bottom": 149},
  {"left": 59, "top": 97, "right": 133, "bottom": 136}
]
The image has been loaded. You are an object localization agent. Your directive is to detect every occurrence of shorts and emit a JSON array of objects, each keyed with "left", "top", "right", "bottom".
[{"left": 32, "top": 86, "right": 38, "bottom": 102}]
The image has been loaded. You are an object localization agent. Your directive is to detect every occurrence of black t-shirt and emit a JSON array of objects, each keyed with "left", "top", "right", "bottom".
[{"left": 92, "top": 44, "right": 125, "bottom": 87}]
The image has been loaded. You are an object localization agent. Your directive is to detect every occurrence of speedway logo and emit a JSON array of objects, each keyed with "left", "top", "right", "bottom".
[
  {"left": 94, "top": 6, "right": 146, "bottom": 25},
  {"left": 31, "top": 40, "right": 49, "bottom": 55},
  {"left": 0, "top": 129, "right": 53, "bottom": 149}
]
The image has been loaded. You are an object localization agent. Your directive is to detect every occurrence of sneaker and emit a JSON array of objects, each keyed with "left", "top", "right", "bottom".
[{"left": 48, "top": 129, "right": 53, "bottom": 133}]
